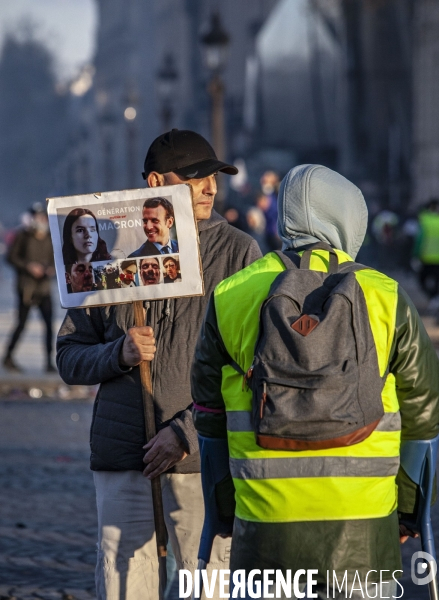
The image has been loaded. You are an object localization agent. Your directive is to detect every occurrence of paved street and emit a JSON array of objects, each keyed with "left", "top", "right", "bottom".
[
  {"left": 0, "top": 399, "right": 435, "bottom": 600},
  {"left": 0, "top": 264, "right": 438, "bottom": 598},
  {"left": 0, "top": 264, "right": 97, "bottom": 599},
  {"left": 0, "top": 400, "right": 96, "bottom": 600}
]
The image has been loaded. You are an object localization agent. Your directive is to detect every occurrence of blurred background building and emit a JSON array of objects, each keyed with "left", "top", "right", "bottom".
[{"left": 0, "top": 0, "right": 437, "bottom": 225}]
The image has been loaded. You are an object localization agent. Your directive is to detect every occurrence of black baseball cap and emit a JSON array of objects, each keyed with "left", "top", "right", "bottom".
[{"left": 142, "top": 129, "right": 238, "bottom": 180}]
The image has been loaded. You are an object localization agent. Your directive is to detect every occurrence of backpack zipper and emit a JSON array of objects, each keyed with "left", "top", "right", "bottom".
[
  {"left": 260, "top": 381, "right": 267, "bottom": 419},
  {"left": 243, "top": 364, "right": 254, "bottom": 391}
]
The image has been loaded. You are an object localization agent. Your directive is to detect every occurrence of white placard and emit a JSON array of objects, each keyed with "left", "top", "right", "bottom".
[{"left": 47, "top": 184, "right": 204, "bottom": 308}]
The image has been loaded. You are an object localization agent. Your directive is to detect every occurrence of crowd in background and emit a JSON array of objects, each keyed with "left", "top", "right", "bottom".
[
  {"left": 224, "top": 170, "right": 282, "bottom": 255},
  {"left": 222, "top": 168, "right": 439, "bottom": 318}
]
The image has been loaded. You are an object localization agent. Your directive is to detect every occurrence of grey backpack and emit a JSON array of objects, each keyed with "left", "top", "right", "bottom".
[{"left": 246, "top": 243, "right": 385, "bottom": 451}]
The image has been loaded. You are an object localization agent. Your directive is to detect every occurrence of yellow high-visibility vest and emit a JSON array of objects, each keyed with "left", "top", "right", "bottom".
[
  {"left": 214, "top": 249, "right": 400, "bottom": 523},
  {"left": 418, "top": 211, "right": 439, "bottom": 264}
]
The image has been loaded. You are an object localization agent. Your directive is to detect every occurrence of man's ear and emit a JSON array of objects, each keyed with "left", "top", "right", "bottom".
[
  {"left": 65, "top": 272, "right": 71, "bottom": 285},
  {"left": 147, "top": 172, "right": 165, "bottom": 188}
]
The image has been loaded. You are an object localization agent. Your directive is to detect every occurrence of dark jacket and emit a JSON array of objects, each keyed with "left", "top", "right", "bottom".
[
  {"left": 57, "top": 210, "right": 261, "bottom": 473},
  {"left": 191, "top": 252, "right": 439, "bottom": 579},
  {"left": 7, "top": 228, "right": 54, "bottom": 300},
  {"left": 128, "top": 239, "right": 179, "bottom": 257},
  {"left": 164, "top": 274, "right": 181, "bottom": 283}
]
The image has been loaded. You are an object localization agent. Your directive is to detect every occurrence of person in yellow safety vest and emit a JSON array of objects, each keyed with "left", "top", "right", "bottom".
[
  {"left": 191, "top": 164, "right": 439, "bottom": 599},
  {"left": 415, "top": 198, "right": 439, "bottom": 300}
]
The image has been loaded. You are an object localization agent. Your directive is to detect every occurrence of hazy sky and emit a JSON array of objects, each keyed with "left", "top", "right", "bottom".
[
  {"left": 258, "top": 0, "right": 335, "bottom": 65},
  {"left": 0, "top": 0, "right": 97, "bottom": 81}
]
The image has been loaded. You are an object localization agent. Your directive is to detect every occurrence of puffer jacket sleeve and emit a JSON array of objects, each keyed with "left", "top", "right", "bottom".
[
  {"left": 245, "top": 239, "right": 263, "bottom": 265},
  {"left": 174, "top": 238, "right": 261, "bottom": 452},
  {"left": 191, "top": 294, "right": 231, "bottom": 439},
  {"left": 390, "top": 286, "right": 439, "bottom": 512},
  {"left": 56, "top": 307, "right": 131, "bottom": 386}
]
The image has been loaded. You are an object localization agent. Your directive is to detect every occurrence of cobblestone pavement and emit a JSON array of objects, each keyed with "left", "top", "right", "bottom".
[{"left": 0, "top": 401, "right": 97, "bottom": 600}]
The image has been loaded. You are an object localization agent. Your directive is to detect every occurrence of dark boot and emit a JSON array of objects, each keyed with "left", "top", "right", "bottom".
[{"left": 3, "top": 354, "right": 22, "bottom": 373}]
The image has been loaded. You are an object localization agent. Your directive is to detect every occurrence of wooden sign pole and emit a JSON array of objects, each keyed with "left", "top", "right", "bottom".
[{"left": 133, "top": 300, "right": 168, "bottom": 589}]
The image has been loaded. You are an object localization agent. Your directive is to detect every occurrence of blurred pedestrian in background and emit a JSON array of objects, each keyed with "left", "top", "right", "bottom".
[
  {"left": 414, "top": 198, "right": 439, "bottom": 305},
  {"left": 3, "top": 202, "right": 55, "bottom": 373},
  {"left": 257, "top": 170, "right": 281, "bottom": 250},
  {"left": 223, "top": 206, "right": 248, "bottom": 232},
  {"left": 400, "top": 213, "right": 419, "bottom": 272},
  {"left": 224, "top": 169, "right": 282, "bottom": 256},
  {"left": 370, "top": 209, "right": 400, "bottom": 271},
  {"left": 245, "top": 206, "right": 269, "bottom": 255}
]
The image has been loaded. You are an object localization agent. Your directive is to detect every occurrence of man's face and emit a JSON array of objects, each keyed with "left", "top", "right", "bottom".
[
  {"left": 162, "top": 172, "right": 217, "bottom": 221},
  {"left": 121, "top": 264, "right": 136, "bottom": 284},
  {"left": 164, "top": 259, "right": 178, "bottom": 280},
  {"left": 124, "top": 265, "right": 137, "bottom": 277},
  {"left": 142, "top": 205, "right": 173, "bottom": 245},
  {"left": 66, "top": 262, "right": 94, "bottom": 292},
  {"left": 140, "top": 258, "right": 160, "bottom": 285}
]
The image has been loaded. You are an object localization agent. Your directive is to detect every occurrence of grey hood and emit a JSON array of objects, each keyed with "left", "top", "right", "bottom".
[{"left": 278, "top": 164, "right": 368, "bottom": 259}]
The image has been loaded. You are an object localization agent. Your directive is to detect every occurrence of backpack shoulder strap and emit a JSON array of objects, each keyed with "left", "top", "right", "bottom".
[
  {"left": 277, "top": 242, "right": 340, "bottom": 273},
  {"left": 273, "top": 250, "right": 301, "bottom": 270},
  {"left": 276, "top": 245, "right": 372, "bottom": 276},
  {"left": 338, "top": 261, "right": 371, "bottom": 274},
  {"left": 299, "top": 242, "right": 339, "bottom": 273},
  {"left": 228, "top": 358, "right": 246, "bottom": 376}
]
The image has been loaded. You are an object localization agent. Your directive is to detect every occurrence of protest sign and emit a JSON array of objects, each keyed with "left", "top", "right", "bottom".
[{"left": 47, "top": 184, "right": 203, "bottom": 308}]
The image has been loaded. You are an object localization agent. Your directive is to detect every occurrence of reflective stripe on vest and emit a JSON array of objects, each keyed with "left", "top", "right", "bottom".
[
  {"left": 214, "top": 250, "right": 400, "bottom": 523},
  {"left": 226, "top": 410, "right": 401, "bottom": 433}
]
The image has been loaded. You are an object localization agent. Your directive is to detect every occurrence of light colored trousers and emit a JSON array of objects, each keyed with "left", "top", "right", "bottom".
[{"left": 94, "top": 470, "right": 231, "bottom": 600}]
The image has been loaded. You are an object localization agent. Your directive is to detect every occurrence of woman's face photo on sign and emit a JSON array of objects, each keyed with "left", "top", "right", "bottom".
[{"left": 62, "top": 208, "right": 111, "bottom": 265}]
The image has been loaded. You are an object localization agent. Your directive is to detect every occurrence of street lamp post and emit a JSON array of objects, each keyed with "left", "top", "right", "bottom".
[
  {"left": 124, "top": 86, "right": 139, "bottom": 189},
  {"left": 156, "top": 53, "right": 179, "bottom": 132},
  {"left": 200, "top": 12, "right": 230, "bottom": 211},
  {"left": 124, "top": 105, "right": 138, "bottom": 188}
]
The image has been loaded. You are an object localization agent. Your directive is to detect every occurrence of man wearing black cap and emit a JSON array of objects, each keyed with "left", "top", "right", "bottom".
[
  {"left": 142, "top": 128, "right": 239, "bottom": 220},
  {"left": 57, "top": 129, "right": 262, "bottom": 599}
]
